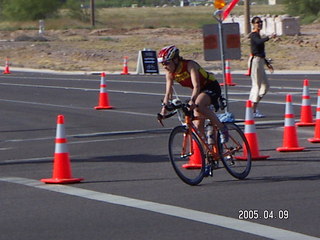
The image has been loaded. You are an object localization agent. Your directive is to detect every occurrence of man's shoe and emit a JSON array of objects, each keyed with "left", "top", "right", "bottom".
[{"left": 253, "top": 110, "right": 266, "bottom": 118}]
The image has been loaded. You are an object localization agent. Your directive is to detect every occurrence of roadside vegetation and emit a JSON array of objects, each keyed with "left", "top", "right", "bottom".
[
  {"left": 0, "top": 0, "right": 319, "bottom": 30},
  {"left": 0, "top": 1, "right": 319, "bottom": 72},
  {"left": 0, "top": 4, "right": 287, "bottom": 31}
]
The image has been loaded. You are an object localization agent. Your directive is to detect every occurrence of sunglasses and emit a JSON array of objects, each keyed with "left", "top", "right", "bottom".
[
  {"left": 161, "top": 60, "right": 171, "bottom": 66},
  {"left": 255, "top": 21, "right": 263, "bottom": 24}
]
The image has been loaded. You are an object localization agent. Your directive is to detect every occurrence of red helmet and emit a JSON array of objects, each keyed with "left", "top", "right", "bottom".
[{"left": 158, "top": 45, "right": 179, "bottom": 63}]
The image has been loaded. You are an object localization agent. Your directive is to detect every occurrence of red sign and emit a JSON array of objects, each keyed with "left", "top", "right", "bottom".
[
  {"left": 226, "top": 34, "right": 241, "bottom": 48},
  {"left": 204, "top": 35, "right": 218, "bottom": 49}
]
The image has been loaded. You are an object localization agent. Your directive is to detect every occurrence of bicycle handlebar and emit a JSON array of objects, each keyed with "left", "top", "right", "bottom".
[{"left": 157, "top": 100, "right": 192, "bottom": 126}]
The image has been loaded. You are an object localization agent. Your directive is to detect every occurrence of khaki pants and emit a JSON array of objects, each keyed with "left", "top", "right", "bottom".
[{"left": 249, "top": 56, "right": 269, "bottom": 103}]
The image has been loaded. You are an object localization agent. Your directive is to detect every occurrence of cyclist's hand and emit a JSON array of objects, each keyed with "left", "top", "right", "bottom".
[
  {"left": 160, "top": 106, "right": 167, "bottom": 116},
  {"left": 157, "top": 113, "right": 164, "bottom": 127},
  {"left": 188, "top": 100, "right": 196, "bottom": 111}
]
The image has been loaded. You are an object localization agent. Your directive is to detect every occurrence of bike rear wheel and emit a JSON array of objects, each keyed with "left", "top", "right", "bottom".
[
  {"left": 220, "top": 122, "right": 252, "bottom": 179},
  {"left": 168, "top": 126, "right": 206, "bottom": 185}
]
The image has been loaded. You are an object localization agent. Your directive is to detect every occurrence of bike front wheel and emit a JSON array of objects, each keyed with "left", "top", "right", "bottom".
[
  {"left": 220, "top": 122, "right": 252, "bottom": 179},
  {"left": 168, "top": 126, "right": 206, "bottom": 186}
]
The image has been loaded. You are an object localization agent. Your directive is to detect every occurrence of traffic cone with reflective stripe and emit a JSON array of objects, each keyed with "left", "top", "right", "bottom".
[
  {"left": 308, "top": 89, "right": 320, "bottom": 143},
  {"left": 296, "top": 79, "right": 315, "bottom": 126},
  {"left": 221, "top": 60, "right": 236, "bottom": 86},
  {"left": 121, "top": 56, "right": 129, "bottom": 75},
  {"left": 94, "top": 72, "right": 113, "bottom": 110},
  {"left": 237, "top": 100, "right": 269, "bottom": 160},
  {"left": 276, "top": 94, "right": 305, "bottom": 152},
  {"left": 41, "top": 115, "right": 83, "bottom": 184},
  {"left": 3, "top": 58, "right": 11, "bottom": 74},
  {"left": 183, "top": 139, "right": 202, "bottom": 169}
]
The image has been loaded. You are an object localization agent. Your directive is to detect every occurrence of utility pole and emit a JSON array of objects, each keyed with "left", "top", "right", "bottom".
[
  {"left": 90, "top": 0, "right": 95, "bottom": 27},
  {"left": 244, "top": 0, "right": 250, "bottom": 35}
]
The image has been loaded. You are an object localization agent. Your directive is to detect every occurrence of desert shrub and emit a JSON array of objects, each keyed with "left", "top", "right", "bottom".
[
  {"left": 1, "top": 0, "right": 63, "bottom": 20},
  {"left": 284, "top": 0, "right": 320, "bottom": 23}
]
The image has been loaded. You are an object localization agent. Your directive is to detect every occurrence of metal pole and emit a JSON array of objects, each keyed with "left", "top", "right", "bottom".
[
  {"left": 214, "top": 10, "right": 229, "bottom": 113},
  {"left": 90, "top": 0, "right": 95, "bottom": 27},
  {"left": 244, "top": 0, "right": 250, "bottom": 35}
]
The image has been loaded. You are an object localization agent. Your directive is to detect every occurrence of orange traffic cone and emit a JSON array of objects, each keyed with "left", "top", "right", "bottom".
[
  {"left": 308, "top": 89, "right": 320, "bottom": 143},
  {"left": 3, "top": 58, "right": 11, "bottom": 74},
  {"left": 237, "top": 100, "right": 269, "bottom": 160},
  {"left": 94, "top": 72, "right": 113, "bottom": 110},
  {"left": 183, "top": 139, "right": 202, "bottom": 169},
  {"left": 296, "top": 79, "right": 315, "bottom": 126},
  {"left": 41, "top": 115, "right": 83, "bottom": 184},
  {"left": 221, "top": 60, "right": 236, "bottom": 86},
  {"left": 121, "top": 56, "right": 129, "bottom": 75},
  {"left": 276, "top": 94, "right": 305, "bottom": 152}
]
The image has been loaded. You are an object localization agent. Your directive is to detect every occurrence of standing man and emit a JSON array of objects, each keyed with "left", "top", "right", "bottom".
[{"left": 248, "top": 16, "right": 276, "bottom": 118}]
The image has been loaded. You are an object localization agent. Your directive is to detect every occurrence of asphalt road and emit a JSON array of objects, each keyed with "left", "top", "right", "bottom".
[{"left": 0, "top": 71, "right": 319, "bottom": 240}]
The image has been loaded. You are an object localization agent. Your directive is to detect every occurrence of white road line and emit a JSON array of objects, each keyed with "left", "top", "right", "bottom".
[
  {"left": 0, "top": 82, "right": 318, "bottom": 107},
  {"left": 70, "top": 134, "right": 161, "bottom": 144},
  {"left": 0, "top": 98, "right": 157, "bottom": 117},
  {"left": 0, "top": 156, "right": 54, "bottom": 164},
  {"left": 0, "top": 81, "right": 318, "bottom": 96},
  {"left": 2, "top": 128, "right": 171, "bottom": 143},
  {"left": 0, "top": 177, "right": 318, "bottom": 240},
  {"left": 0, "top": 76, "right": 318, "bottom": 91},
  {"left": 0, "top": 76, "right": 165, "bottom": 84},
  {"left": 0, "top": 147, "right": 12, "bottom": 150}
]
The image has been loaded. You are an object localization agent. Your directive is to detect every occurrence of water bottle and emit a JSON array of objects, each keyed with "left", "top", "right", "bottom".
[{"left": 206, "top": 124, "right": 214, "bottom": 145}]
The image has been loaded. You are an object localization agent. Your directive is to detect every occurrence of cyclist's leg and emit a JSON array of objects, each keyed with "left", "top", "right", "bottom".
[
  {"left": 192, "top": 106, "right": 205, "bottom": 139},
  {"left": 194, "top": 93, "right": 224, "bottom": 130},
  {"left": 194, "top": 92, "right": 228, "bottom": 143}
]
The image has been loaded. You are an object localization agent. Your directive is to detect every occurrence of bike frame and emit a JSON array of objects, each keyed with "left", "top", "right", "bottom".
[{"left": 181, "top": 114, "right": 221, "bottom": 162}]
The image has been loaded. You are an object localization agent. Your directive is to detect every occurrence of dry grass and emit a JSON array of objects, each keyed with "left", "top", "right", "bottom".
[
  {"left": 0, "top": 5, "right": 286, "bottom": 31},
  {"left": 0, "top": 5, "right": 319, "bottom": 72}
]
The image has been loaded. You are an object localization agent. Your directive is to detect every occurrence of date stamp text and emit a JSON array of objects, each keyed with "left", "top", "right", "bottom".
[{"left": 238, "top": 209, "right": 289, "bottom": 220}]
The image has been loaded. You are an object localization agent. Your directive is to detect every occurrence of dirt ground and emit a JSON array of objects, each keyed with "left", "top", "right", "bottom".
[{"left": 0, "top": 23, "right": 319, "bottom": 73}]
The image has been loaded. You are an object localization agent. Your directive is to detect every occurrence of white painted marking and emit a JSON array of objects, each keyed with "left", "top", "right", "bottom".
[
  {"left": 2, "top": 128, "right": 170, "bottom": 143},
  {"left": 0, "top": 98, "right": 157, "bottom": 117},
  {"left": 0, "top": 157, "right": 54, "bottom": 164},
  {"left": 70, "top": 134, "right": 162, "bottom": 145},
  {"left": 0, "top": 177, "right": 318, "bottom": 240},
  {"left": 0, "top": 147, "right": 12, "bottom": 151},
  {"left": 0, "top": 75, "right": 165, "bottom": 84},
  {"left": 0, "top": 81, "right": 317, "bottom": 106}
]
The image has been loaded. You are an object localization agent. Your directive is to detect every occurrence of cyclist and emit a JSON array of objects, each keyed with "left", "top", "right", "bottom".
[{"left": 158, "top": 45, "right": 228, "bottom": 143}]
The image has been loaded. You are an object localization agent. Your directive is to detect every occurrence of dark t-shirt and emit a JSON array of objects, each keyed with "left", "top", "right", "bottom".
[{"left": 250, "top": 31, "right": 269, "bottom": 58}]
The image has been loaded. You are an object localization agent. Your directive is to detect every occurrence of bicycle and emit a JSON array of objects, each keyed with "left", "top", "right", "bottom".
[{"left": 158, "top": 99, "right": 252, "bottom": 186}]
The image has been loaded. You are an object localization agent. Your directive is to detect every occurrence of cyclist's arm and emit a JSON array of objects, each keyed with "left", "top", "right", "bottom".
[
  {"left": 188, "top": 61, "right": 201, "bottom": 107},
  {"left": 161, "top": 72, "right": 174, "bottom": 115}
]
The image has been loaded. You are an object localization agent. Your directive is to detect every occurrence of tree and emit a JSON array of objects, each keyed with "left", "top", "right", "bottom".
[
  {"left": 284, "top": 0, "right": 320, "bottom": 22},
  {"left": 2, "top": 0, "right": 63, "bottom": 20}
]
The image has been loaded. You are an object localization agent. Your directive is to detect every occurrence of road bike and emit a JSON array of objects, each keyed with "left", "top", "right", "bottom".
[{"left": 158, "top": 99, "right": 252, "bottom": 186}]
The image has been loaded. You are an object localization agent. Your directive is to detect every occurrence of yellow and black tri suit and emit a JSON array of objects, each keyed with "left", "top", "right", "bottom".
[{"left": 172, "top": 59, "right": 221, "bottom": 106}]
